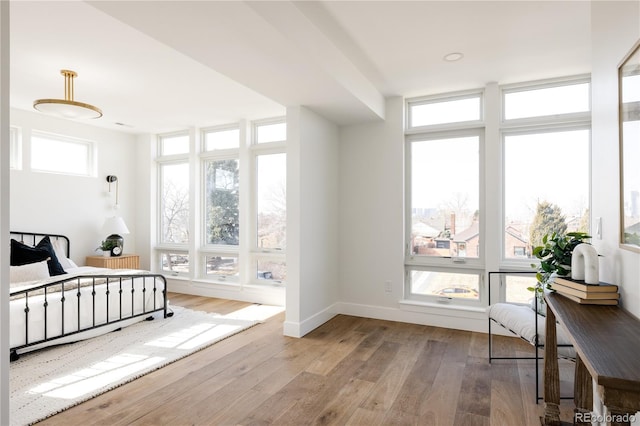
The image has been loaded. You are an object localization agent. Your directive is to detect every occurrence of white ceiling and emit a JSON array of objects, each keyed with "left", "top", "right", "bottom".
[{"left": 9, "top": 0, "right": 592, "bottom": 135}]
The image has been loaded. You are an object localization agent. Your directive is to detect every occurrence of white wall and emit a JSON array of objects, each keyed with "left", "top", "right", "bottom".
[
  {"left": 591, "top": 1, "right": 640, "bottom": 318},
  {"left": 1, "top": 2, "right": 10, "bottom": 422},
  {"left": 338, "top": 96, "right": 405, "bottom": 308},
  {"left": 9, "top": 108, "right": 138, "bottom": 266},
  {"left": 284, "top": 106, "right": 340, "bottom": 337},
  {"left": 337, "top": 97, "right": 491, "bottom": 331}
]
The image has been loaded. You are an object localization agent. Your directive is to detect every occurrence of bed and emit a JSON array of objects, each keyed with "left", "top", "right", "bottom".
[{"left": 9, "top": 231, "right": 171, "bottom": 361}]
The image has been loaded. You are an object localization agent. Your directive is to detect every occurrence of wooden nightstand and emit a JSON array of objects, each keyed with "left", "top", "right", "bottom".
[{"left": 86, "top": 254, "right": 140, "bottom": 270}]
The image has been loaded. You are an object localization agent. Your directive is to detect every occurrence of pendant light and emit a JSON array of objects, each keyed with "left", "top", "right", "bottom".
[{"left": 33, "top": 69, "right": 102, "bottom": 119}]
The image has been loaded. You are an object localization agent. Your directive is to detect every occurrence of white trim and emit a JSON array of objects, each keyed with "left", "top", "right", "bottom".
[
  {"left": 9, "top": 126, "right": 21, "bottom": 170},
  {"left": 283, "top": 303, "right": 338, "bottom": 338},
  {"left": 337, "top": 301, "right": 489, "bottom": 334},
  {"left": 167, "top": 277, "right": 285, "bottom": 306}
]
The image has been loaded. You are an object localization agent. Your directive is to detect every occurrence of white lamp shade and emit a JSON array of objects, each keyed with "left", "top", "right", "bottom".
[{"left": 102, "top": 216, "right": 130, "bottom": 235}]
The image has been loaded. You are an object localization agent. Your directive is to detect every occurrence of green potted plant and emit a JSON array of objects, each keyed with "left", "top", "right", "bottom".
[
  {"left": 96, "top": 240, "right": 115, "bottom": 257},
  {"left": 528, "top": 231, "right": 591, "bottom": 307}
]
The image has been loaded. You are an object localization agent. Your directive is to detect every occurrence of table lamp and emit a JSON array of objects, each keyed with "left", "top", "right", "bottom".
[{"left": 102, "top": 216, "right": 130, "bottom": 257}]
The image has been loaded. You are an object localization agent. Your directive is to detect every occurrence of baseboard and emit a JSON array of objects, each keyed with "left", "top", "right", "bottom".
[
  {"left": 335, "top": 301, "right": 489, "bottom": 333},
  {"left": 166, "top": 278, "right": 285, "bottom": 306},
  {"left": 283, "top": 303, "right": 339, "bottom": 338}
]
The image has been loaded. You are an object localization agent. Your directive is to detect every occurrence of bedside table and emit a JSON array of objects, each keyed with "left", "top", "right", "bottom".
[{"left": 86, "top": 254, "right": 140, "bottom": 270}]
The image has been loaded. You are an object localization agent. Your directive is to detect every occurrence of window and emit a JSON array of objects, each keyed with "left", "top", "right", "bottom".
[
  {"left": 160, "top": 133, "right": 189, "bottom": 155},
  {"left": 203, "top": 126, "right": 240, "bottom": 151},
  {"left": 203, "top": 159, "right": 239, "bottom": 245},
  {"left": 408, "top": 269, "right": 481, "bottom": 303},
  {"left": 408, "top": 93, "right": 482, "bottom": 129},
  {"left": 408, "top": 134, "right": 481, "bottom": 260},
  {"left": 502, "top": 78, "right": 591, "bottom": 262},
  {"left": 251, "top": 120, "right": 287, "bottom": 285},
  {"left": 256, "top": 153, "right": 286, "bottom": 250},
  {"left": 155, "top": 120, "right": 286, "bottom": 292},
  {"left": 204, "top": 255, "right": 239, "bottom": 282},
  {"left": 504, "top": 274, "right": 537, "bottom": 304},
  {"left": 160, "top": 251, "right": 190, "bottom": 276},
  {"left": 405, "top": 77, "right": 591, "bottom": 307},
  {"left": 405, "top": 92, "right": 483, "bottom": 306},
  {"left": 256, "top": 121, "right": 286, "bottom": 144},
  {"left": 31, "top": 131, "right": 95, "bottom": 176},
  {"left": 159, "top": 162, "right": 190, "bottom": 245},
  {"left": 503, "top": 81, "right": 590, "bottom": 120},
  {"left": 256, "top": 258, "right": 286, "bottom": 283}
]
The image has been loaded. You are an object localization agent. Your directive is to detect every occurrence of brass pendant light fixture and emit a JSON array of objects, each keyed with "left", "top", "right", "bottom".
[{"left": 33, "top": 69, "right": 102, "bottom": 119}]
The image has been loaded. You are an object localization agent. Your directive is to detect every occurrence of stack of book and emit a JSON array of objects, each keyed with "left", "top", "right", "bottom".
[{"left": 550, "top": 276, "right": 619, "bottom": 305}]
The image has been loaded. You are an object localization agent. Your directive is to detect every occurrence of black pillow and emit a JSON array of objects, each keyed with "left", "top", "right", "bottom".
[
  {"left": 10, "top": 237, "right": 67, "bottom": 276},
  {"left": 35, "top": 236, "right": 67, "bottom": 276}
]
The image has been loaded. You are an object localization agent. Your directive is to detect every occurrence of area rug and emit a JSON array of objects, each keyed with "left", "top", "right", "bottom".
[{"left": 10, "top": 304, "right": 281, "bottom": 426}]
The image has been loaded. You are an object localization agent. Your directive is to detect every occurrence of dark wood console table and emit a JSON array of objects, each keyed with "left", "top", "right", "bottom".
[{"left": 543, "top": 292, "right": 640, "bottom": 425}]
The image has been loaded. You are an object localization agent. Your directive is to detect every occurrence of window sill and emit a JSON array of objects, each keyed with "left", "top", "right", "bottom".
[{"left": 399, "top": 299, "right": 486, "bottom": 314}]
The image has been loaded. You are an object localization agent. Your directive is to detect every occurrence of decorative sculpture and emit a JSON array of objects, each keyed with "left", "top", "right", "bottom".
[{"left": 571, "top": 243, "right": 599, "bottom": 284}]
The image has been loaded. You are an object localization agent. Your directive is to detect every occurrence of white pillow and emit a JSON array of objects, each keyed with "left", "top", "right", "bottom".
[
  {"left": 52, "top": 238, "right": 73, "bottom": 270},
  {"left": 10, "top": 260, "right": 51, "bottom": 284}
]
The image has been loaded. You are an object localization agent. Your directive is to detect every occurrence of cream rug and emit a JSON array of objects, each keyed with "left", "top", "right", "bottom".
[{"left": 10, "top": 304, "right": 283, "bottom": 426}]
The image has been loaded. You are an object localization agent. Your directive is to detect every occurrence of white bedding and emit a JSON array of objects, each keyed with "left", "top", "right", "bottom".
[{"left": 10, "top": 266, "right": 167, "bottom": 355}]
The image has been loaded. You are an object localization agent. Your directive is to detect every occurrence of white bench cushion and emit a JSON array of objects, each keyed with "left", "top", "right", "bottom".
[{"left": 487, "top": 302, "right": 575, "bottom": 358}]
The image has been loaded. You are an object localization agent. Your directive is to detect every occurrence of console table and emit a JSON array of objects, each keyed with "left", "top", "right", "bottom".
[{"left": 543, "top": 292, "right": 640, "bottom": 425}]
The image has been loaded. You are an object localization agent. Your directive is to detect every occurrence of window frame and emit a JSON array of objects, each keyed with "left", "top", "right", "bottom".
[
  {"left": 200, "top": 152, "right": 240, "bottom": 250},
  {"left": 501, "top": 74, "right": 591, "bottom": 126},
  {"left": 405, "top": 127, "right": 486, "bottom": 270},
  {"left": 406, "top": 89, "right": 484, "bottom": 133},
  {"left": 248, "top": 119, "right": 287, "bottom": 286},
  {"left": 404, "top": 90, "right": 486, "bottom": 307},
  {"left": 201, "top": 124, "right": 241, "bottom": 152},
  {"left": 156, "top": 130, "right": 192, "bottom": 279},
  {"left": 499, "top": 76, "right": 592, "bottom": 270},
  {"left": 405, "top": 266, "right": 485, "bottom": 307},
  {"left": 30, "top": 130, "right": 96, "bottom": 177}
]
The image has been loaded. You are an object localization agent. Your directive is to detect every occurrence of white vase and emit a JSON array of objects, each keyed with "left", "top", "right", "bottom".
[{"left": 102, "top": 250, "right": 110, "bottom": 258}]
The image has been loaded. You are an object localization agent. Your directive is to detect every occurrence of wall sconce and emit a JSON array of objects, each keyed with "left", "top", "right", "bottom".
[{"left": 106, "top": 175, "right": 119, "bottom": 209}]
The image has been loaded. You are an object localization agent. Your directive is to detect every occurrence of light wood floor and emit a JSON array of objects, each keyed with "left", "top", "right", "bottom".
[{"left": 37, "top": 293, "right": 577, "bottom": 425}]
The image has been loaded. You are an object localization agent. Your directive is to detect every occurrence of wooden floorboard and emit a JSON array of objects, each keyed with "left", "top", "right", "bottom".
[{"left": 35, "top": 293, "right": 576, "bottom": 425}]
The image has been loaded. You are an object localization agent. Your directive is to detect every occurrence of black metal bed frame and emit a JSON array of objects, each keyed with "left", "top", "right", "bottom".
[
  {"left": 487, "top": 271, "right": 573, "bottom": 403},
  {"left": 9, "top": 231, "right": 171, "bottom": 361}
]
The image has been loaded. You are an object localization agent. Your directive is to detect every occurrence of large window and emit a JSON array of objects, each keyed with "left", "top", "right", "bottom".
[
  {"left": 502, "top": 78, "right": 591, "bottom": 261},
  {"left": 157, "top": 132, "right": 190, "bottom": 276},
  {"left": 405, "top": 91, "right": 483, "bottom": 305},
  {"left": 405, "top": 77, "right": 591, "bottom": 307},
  {"left": 159, "top": 162, "right": 190, "bottom": 244},
  {"left": 31, "top": 131, "right": 95, "bottom": 176},
  {"left": 251, "top": 120, "right": 287, "bottom": 285},
  {"left": 204, "top": 158, "right": 239, "bottom": 245},
  {"left": 155, "top": 119, "right": 286, "bottom": 289}
]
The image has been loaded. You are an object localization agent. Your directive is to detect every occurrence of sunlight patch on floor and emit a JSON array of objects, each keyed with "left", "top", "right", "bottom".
[
  {"left": 222, "top": 304, "right": 285, "bottom": 321},
  {"left": 28, "top": 354, "right": 165, "bottom": 399},
  {"left": 144, "top": 322, "right": 244, "bottom": 350}
]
